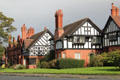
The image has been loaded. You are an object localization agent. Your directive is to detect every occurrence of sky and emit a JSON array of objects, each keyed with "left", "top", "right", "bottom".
[{"left": 0, "top": 0, "right": 120, "bottom": 38}]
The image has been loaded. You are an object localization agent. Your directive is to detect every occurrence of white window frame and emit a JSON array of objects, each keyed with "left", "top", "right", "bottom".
[
  {"left": 62, "top": 53, "right": 66, "bottom": 59},
  {"left": 75, "top": 53, "right": 80, "bottom": 60}
]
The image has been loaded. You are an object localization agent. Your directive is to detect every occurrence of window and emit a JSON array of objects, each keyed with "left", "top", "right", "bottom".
[
  {"left": 62, "top": 53, "right": 66, "bottom": 58},
  {"left": 85, "top": 37, "right": 89, "bottom": 42},
  {"left": 75, "top": 53, "right": 80, "bottom": 59},
  {"left": 68, "top": 38, "right": 72, "bottom": 42},
  {"left": 92, "top": 37, "right": 101, "bottom": 44},
  {"left": 79, "top": 36, "right": 85, "bottom": 43},
  {"left": 109, "top": 33, "right": 117, "bottom": 41},
  {"left": 28, "top": 58, "right": 36, "bottom": 65},
  {"left": 73, "top": 36, "right": 85, "bottom": 44},
  {"left": 118, "top": 32, "right": 120, "bottom": 37}
]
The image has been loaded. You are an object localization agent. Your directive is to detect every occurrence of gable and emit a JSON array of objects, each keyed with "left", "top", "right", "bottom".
[
  {"left": 73, "top": 21, "right": 101, "bottom": 35},
  {"left": 104, "top": 16, "right": 120, "bottom": 33},
  {"left": 28, "top": 32, "right": 52, "bottom": 56},
  {"left": 56, "top": 18, "right": 101, "bottom": 41},
  {"left": 31, "top": 32, "right": 52, "bottom": 47}
]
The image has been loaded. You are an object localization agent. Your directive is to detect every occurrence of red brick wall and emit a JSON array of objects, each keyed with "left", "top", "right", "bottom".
[
  {"left": 55, "top": 49, "right": 97, "bottom": 66},
  {"left": 24, "top": 56, "right": 44, "bottom": 69}
]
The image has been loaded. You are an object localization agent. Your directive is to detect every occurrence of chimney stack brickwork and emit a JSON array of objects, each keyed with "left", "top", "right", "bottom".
[
  {"left": 21, "top": 24, "right": 34, "bottom": 40},
  {"left": 111, "top": 3, "right": 119, "bottom": 16},
  {"left": 55, "top": 9, "right": 64, "bottom": 40}
]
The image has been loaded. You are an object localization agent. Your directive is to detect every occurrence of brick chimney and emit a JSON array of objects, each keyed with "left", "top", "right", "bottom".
[
  {"left": 8, "top": 35, "right": 12, "bottom": 47},
  {"left": 55, "top": 9, "right": 64, "bottom": 40},
  {"left": 13, "top": 37, "right": 16, "bottom": 46},
  {"left": 111, "top": 3, "right": 119, "bottom": 16},
  {"left": 27, "top": 27, "right": 34, "bottom": 38},
  {"left": 21, "top": 24, "right": 27, "bottom": 40}
]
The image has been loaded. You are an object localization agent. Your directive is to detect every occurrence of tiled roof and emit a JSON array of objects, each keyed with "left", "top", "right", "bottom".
[
  {"left": 56, "top": 18, "right": 101, "bottom": 41},
  {"left": 103, "top": 16, "right": 120, "bottom": 31},
  {"left": 111, "top": 16, "right": 120, "bottom": 28},
  {"left": 24, "top": 39, "right": 34, "bottom": 49},
  {"left": 24, "top": 29, "right": 53, "bottom": 49}
]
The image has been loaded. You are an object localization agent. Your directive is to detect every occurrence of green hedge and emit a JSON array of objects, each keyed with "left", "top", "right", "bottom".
[{"left": 56, "top": 59, "right": 85, "bottom": 69}]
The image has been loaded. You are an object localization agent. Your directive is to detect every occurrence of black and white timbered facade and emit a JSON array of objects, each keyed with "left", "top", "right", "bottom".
[
  {"left": 23, "top": 29, "right": 53, "bottom": 56},
  {"left": 103, "top": 16, "right": 120, "bottom": 47},
  {"left": 55, "top": 18, "right": 102, "bottom": 50}
]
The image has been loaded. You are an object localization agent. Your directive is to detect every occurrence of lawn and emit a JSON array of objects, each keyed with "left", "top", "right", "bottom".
[{"left": 0, "top": 67, "right": 120, "bottom": 75}]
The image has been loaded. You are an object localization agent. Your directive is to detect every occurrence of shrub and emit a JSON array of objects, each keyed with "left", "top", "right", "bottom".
[
  {"left": 37, "top": 61, "right": 41, "bottom": 68},
  {"left": 40, "top": 51, "right": 55, "bottom": 62},
  {"left": 101, "top": 50, "right": 120, "bottom": 68},
  {"left": 90, "top": 54, "right": 103, "bottom": 67},
  {"left": 49, "top": 59, "right": 57, "bottom": 68},
  {"left": 40, "top": 61, "right": 50, "bottom": 68},
  {"left": 1, "top": 64, "right": 5, "bottom": 69},
  {"left": 14, "top": 64, "right": 26, "bottom": 70},
  {"left": 56, "top": 59, "right": 85, "bottom": 69}
]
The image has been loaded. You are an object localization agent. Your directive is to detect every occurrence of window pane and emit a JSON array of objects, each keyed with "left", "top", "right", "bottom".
[
  {"left": 28, "top": 58, "right": 36, "bottom": 65},
  {"left": 75, "top": 53, "right": 80, "bottom": 60}
]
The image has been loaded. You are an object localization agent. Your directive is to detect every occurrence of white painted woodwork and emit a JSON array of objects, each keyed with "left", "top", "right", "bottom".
[
  {"left": 56, "top": 21, "right": 102, "bottom": 50},
  {"left": 103, "top": 20, "right": 120, "bottom": 47},
  {"left": 23, "top": 58, "right": 26, "bottom": 66},
  {"left": 68, "top": 42, "right": 72, "bottom": 48},
  {"left": 62, "top": 53, "right": 66, "bottom": 58},
  {"left": 63, "top": 40, "right": 67, "bottom": 48},
  {"left": 28, "top": 32, "right": 52, "bottom": 56}
]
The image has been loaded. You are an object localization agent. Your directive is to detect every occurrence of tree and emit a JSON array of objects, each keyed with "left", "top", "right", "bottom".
[
  {"left": 0, "top": 11, "right": 16, "bottom": 65},
  {"left": 0, "top": 11, "right": 16, "bottom": 44}
]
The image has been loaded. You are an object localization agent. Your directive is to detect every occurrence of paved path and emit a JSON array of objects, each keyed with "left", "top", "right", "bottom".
[{"left": 0, "top": 75, "right": 117, "bottom": 80}]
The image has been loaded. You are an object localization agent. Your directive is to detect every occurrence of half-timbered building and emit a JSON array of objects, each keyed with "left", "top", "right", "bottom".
[
  {"left": 103, "top": 3, "right": 120, "bottom": 52},
  {"left": 7, "top": 24, "right": 53, "bottom": 68},
  {"left": 54, "top": 9, "right": 102, "bottom": 66},
  {"left": 22, "top": 28, "right": 53, "bottom": 68}
]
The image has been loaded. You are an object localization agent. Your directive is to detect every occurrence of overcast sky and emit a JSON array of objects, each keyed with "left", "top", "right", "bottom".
[{"left": 0, "top": 0, "right": 120, "bottom": 38}]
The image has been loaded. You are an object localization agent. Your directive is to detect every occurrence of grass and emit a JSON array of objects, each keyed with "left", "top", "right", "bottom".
[{"left": 0, "top": 67, "right": 120, "bottom": 75}]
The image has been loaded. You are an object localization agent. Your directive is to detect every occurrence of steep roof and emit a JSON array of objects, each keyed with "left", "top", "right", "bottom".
[
  {"left": 111, "top": 16, "right": 120, "bottom": 28},
  {"left": 24, "top": 29, "right": 53, "bottom": 49},
  {"left": 24, "top": 39, "right": 34, "bottom": 49},
  {"left": 103, "top": 16, "right": 120, "bottom": 31},
  {"left": 56, "top": 18, "right": 101, "bottom": 41}
]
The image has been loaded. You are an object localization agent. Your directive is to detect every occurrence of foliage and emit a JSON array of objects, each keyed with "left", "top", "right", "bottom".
[
  {"left": 0, "top": 45, "right": 5, "bottom": 66},
  {"left": 1, "top": 64, "right": 5, "bottom": 69},
  {"left": 40, "top": 61, "right": 50, "bottom": 68},
  {"left": 90, "top": 54, "right": 104, "bottom": 67},
  {"left": 37, "top": 61, "right": 41, "bottom": 68},
  {"left": 49, "top": 59, "right": 57, "bottom": 68},
  {"left": 56, "top": 59, "right": 85, "bottom": 69},
  {"left": 1, "top": 67, "right": 120, "bottom": 75},
  {"left": 40, "top": 51, "right": 55, "bottom": 62},
  {"left": 0, "top": 12, "right": 16, "bottom": 43},
  {"left": 0, "top": 45, "right": 4, "bottom": 59},
  {"left": 14, "top": 64, "right": 26, "bottom": 70},
  {"left": 101, "top": 50, "right": 120, "bottom": 68}
]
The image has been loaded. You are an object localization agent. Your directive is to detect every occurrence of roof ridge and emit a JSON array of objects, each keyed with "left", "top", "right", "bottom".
[{"left": 63, "top": 18, "right": 88, "bottom": 29}]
